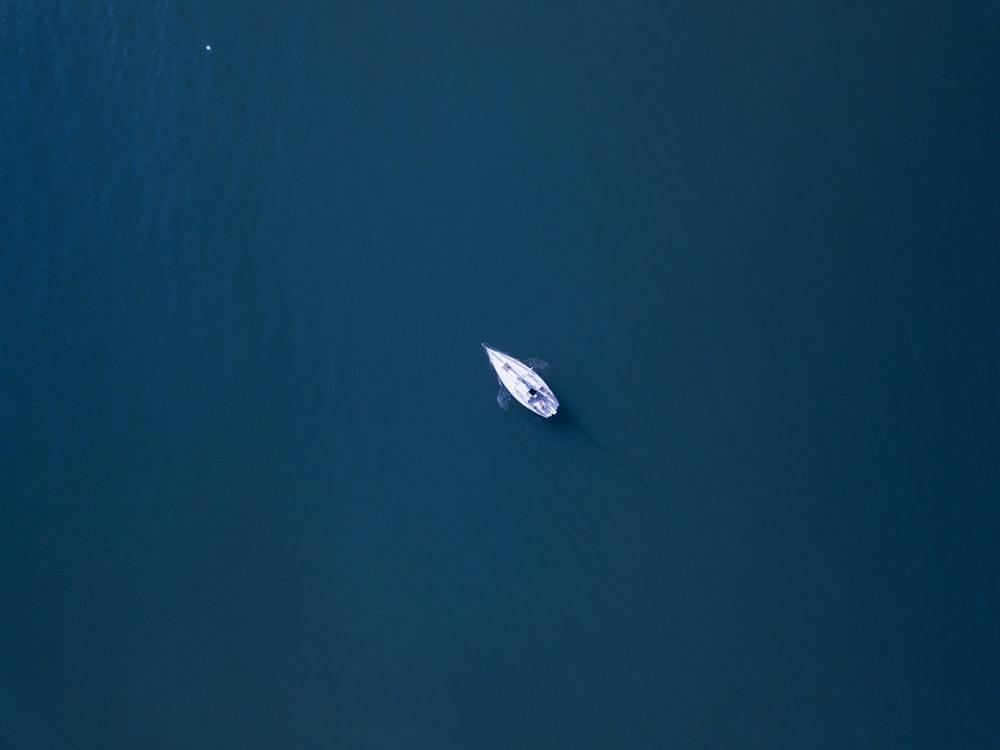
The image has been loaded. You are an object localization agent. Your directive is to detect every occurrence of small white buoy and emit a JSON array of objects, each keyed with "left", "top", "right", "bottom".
[{"left": 205, "top": 44, "right": 212, "bottom": 52}]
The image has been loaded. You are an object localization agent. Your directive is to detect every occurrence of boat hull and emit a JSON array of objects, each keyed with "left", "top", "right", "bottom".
[{"left": 482, "top": 344, "right": 559, "bottom": 418}]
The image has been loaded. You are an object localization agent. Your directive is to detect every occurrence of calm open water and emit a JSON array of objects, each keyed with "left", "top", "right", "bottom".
[{"left": 2, "top": 2, "right": 998, "bottom": 748}]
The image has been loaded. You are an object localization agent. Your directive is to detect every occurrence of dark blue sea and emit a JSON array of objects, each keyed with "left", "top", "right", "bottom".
[{"left": 2, "top": 2, "right": 999, "bottom": 748}]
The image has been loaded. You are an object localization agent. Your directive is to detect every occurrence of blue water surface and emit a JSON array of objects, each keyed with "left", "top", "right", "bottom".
[{"left": 2, "top": 2, "right": 998, "bottom": 748}]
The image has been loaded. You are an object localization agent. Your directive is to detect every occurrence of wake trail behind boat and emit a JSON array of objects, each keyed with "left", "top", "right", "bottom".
[{"left": 558, "top": 411, "right": 658, "bottom": 497}]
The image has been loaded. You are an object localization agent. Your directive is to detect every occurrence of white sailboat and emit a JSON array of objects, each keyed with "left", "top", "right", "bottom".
[{"left": 482, "top": 343, "right": 559, "bottom": 418}]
